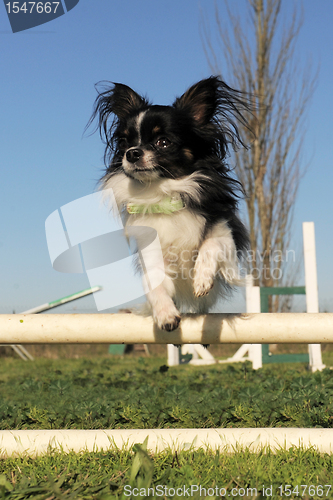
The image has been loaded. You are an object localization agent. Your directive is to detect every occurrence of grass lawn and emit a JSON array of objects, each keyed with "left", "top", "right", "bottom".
[
  {"left": 1, "top": 445, "right": 333, "bottom": 499},
  {"left": 1, "top": 350, "right": 333, "bottom": 497}
]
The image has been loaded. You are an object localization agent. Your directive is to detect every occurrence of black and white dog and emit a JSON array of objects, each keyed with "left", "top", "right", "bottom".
[{"left": 89, "top": 77, "right": 253, "bottom": 331}]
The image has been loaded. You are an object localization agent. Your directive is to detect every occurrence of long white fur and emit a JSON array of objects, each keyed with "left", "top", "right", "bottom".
[{"left": 103, "top": 172, "right": 242, "bottom": 330}]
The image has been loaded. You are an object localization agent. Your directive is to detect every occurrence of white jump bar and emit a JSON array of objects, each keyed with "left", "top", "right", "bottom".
[
  {"left": 0, "top": 313, "right": 332, "bottom": 344},
  {"left": 1, "top": 428, "right": 333, "bottom": 457}
]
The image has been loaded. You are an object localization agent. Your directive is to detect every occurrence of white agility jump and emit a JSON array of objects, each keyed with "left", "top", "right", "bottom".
[
  {"left": 1, "top": 221, "right": 332, "bottom": 457},
  {"left": 0, "top": 312, "right": 333, "bottom": 345},
  {"left": 1, "top": 313, "right": 333, "bottom": 457},
  {"left": 2, "top": 428, "right": 333, "bottom": 457}
]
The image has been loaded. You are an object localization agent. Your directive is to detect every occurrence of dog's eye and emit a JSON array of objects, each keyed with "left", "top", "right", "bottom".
[
  {"left": 156, "top": 137, "right": 171, "bottom": 148},
  {"left": 118, "top": 138, "right": 128, "bottom": 149}
]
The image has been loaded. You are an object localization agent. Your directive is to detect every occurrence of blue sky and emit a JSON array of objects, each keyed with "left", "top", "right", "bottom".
[{"left": 1, "top": 0, "right": 333, "bottom": 314}]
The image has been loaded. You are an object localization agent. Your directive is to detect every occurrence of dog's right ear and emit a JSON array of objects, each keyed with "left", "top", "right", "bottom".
[
  {"left": 85, "top": 82, "right": 150, "bottom": 142},
  {"left": 93, "top": 82, "right": 149, "bottom": 122},
  {"left": 100, "top": 83, "right": 149, "bottom": 120}
]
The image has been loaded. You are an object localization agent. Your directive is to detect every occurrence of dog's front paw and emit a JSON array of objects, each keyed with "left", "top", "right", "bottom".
[
  {"left": 159, "top": 314, "right": 181, "bottom": 332},
  {"left": 193, "top": 276, "right": 214, "bottom": 298},
  {"left": 154, "top": 307, "right": 181, "bottom": 332}
]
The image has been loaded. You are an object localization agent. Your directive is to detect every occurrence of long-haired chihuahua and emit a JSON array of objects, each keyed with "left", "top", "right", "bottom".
[{"left": 89, "top": 77, "right": 253, "bottom": 331}]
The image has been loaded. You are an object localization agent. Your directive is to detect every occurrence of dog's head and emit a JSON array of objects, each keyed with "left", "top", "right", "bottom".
[{"left": 89, "top": 77, "right": 253, "bottom": 183}]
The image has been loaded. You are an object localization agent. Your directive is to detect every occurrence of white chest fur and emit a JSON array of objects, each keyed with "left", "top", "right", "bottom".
[
  {"left": 126, "top": 210, "right": 205, "bottom": 256},
  {"left": 103, "top": 172, "right": 240, "bottom": 321}
]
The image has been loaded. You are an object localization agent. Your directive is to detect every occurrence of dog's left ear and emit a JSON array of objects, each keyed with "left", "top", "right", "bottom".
[
  {"left": 173, "top": 77, "right": 221, "bottom": 126},
  {"left": 174, "top": 76, "right": 256, "bottom": 151}
]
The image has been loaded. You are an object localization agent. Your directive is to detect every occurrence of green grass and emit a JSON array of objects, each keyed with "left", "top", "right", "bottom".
[
  {"left": 1, "top": 355, "right": 333, "bottom": 497},
  {"left": 1, "top": 356, "right": 333, "bottom": 429},
  {"left": 1, "top": 444, "right": 333, "bottom": 499}
]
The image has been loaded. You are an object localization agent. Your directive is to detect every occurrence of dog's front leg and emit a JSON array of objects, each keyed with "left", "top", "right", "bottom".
[
  {"left": 147, "top": 277, "right": 181, "bottom": 331},
  {"left": 193, "top": 239, "right": 219, "bottom": 297},
  {"left": 131, "top": 227, "right": 181, "bottom": 331},
  {"left": 193, "top": 224, "right": 239, "bottom": 297}
]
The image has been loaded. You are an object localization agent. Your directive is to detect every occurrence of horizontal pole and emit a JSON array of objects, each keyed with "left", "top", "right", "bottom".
[
  {"left": 0, "top": 313, "right": 333, "bottom": 344},
  {"left": 260, "top": 286, "right": 306, "bottom": 296},
  {"left": 1, "top": 428, "right": 333, "bottom": 457}
]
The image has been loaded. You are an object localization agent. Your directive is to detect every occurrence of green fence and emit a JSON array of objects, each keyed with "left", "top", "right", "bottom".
[{"left": 261, "top": 286, "right": 309, "bottom": 364}]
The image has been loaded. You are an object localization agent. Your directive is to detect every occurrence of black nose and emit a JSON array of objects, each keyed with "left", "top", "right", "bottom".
[{"left": 126, "top": 148, "right": 143, "bottom": 163}]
